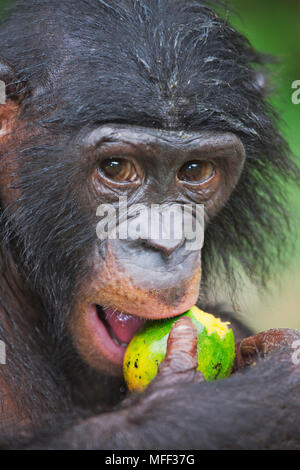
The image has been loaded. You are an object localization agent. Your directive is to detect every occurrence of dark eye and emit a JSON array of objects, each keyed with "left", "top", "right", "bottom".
[
  {"left": 178, "top": 160, "right": 215, "bottom": 183},
  {"left": 99, "top": 158, "right": 138, "bottom": 183}
]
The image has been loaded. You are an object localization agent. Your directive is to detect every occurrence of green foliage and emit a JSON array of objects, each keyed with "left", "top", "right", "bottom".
[{"left": 0, "top": 0, "right": 11, "bottom": 12}]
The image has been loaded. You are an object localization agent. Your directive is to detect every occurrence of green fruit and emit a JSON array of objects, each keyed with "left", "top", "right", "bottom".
[{"left": 123, "top": 306, "right": 235, "bottom": 393}]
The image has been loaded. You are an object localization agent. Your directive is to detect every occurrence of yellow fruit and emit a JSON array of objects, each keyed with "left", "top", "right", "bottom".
[{"left": 123, "top": 306, "right": 235, "bottom": 393}]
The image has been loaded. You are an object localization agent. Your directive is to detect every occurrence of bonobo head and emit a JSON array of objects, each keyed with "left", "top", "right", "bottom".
[{"left": 0, "top": 0, "right": 297, "bottom": 376}]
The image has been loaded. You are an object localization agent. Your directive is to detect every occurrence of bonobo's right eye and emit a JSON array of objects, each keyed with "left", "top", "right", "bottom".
[{"left": 98, "top": 158, "right": 139, "bottom": 183}]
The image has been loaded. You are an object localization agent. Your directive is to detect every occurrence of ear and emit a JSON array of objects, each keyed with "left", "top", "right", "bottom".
[
  {"left": 0, "top": 57, "right": 27, "bottom": 141},
  {"left": 252, "top": 70, "right": 269, "bottom": 97},
  {"left": 0, "top": 57, "right": 26, "bottom": 104}
]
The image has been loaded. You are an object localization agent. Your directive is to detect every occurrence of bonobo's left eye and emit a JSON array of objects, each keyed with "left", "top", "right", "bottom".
[
  {"left": 98, "top": 158, "right": 138, "bottom": 183},
  {"left": 177, "top": 160, "right": 215, "bottom": 184}
]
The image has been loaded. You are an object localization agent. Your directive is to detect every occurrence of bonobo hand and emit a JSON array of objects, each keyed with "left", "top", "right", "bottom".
[
  {"left": 29, "top": 320, "right": 300, "bottom": 450},
  {"left": 118, "top": 317, "right": 204, "bottom": 409},
  {"left": 138, "top": 321, "right": 300, "bottom": 397},
  {"left": 140, "top": 317, "right": 205, "bottom": 390},
  {"left": 234, "top": 328, "right": 300, "bottom": 373}
]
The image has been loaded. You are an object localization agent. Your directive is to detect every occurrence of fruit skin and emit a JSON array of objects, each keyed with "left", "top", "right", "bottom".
[{"left": 123, "top": 306, "right": 235, "bottom": 393}]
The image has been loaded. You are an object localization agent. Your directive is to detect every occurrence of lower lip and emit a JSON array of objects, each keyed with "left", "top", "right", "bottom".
[{"left": 86, "top": 304, "right": 128, "bottom": 366}]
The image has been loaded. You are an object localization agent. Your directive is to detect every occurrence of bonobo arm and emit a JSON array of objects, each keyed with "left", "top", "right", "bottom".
[{"left": 25, "top": 318, "right": 300, "bottom": 450}]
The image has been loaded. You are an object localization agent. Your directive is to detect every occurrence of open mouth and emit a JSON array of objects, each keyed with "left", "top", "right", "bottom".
[{"left": 86, "top": 304, "right": 147, "bottom": 366}]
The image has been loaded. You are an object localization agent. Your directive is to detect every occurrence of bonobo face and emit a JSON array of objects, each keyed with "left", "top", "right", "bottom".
[{"left": 68, "top": 124, "right": 245, "bottom": 375}]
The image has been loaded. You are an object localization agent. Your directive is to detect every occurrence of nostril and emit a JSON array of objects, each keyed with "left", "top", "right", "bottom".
[{"left": 142, "top": 237, "right": 185, "bottom": 257}]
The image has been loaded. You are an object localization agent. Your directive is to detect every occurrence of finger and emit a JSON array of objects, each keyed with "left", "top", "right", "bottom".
[
  {"left": 154, "top": 317, "right": 204, "bottom": 386},
  {"left": 164, "top": 317, "right": 199, "bottom": 372},
  {"left": 234, "top": 329, "right": 300, "bottom": 371},
  {"left": 233, "top": 332, "right": 275, "bottom": 370}
]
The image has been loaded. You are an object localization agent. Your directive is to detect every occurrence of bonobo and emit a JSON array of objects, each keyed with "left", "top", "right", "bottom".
[{"left": 0, "top": 0, "right": 299, "bottom": 450}]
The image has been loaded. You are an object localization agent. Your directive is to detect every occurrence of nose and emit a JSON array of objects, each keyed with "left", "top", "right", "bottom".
[
  {"left": 141, "top": 236, "right": 185, "bottom": 257},
  {"left": 126, "top": 204, "right": 188, "bottom": 257}
]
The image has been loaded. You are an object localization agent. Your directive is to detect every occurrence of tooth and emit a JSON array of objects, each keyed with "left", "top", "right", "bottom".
[{"left": 111, "top": 335, "right": 127, "bottom": 348}]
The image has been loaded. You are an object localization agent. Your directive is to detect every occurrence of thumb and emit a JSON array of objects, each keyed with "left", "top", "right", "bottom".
[
  {"left": 163, "top": 317, "right": 199, "bottom": 372},
  {"left": 154, "top": 317, "right": 204, "bottom": 385}
]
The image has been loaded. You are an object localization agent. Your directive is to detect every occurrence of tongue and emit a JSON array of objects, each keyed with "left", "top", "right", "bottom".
[{"left": 102, "top": 307, "right": 146, "bottom": 344}]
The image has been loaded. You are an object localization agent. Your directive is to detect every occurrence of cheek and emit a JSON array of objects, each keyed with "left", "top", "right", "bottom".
[
  {"left": 203, "top": 175, "right": 243, "bottom": 218},
  {"left": 0, "top": 103, "right": 32, "bottom": 206},
  {"left": 69, "top": 304, "right": 124, "bottom": 376},
  {"left": 0, "top": 156, "right": 22, "bottom": 208}
]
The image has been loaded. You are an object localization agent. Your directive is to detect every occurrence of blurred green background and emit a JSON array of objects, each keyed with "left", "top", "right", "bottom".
[
  {"left": 227, "top": 0, "right": 300, "bottom": 331},
  {"left": 0, "top": 0, "right": 299, "bottom": 331}
]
